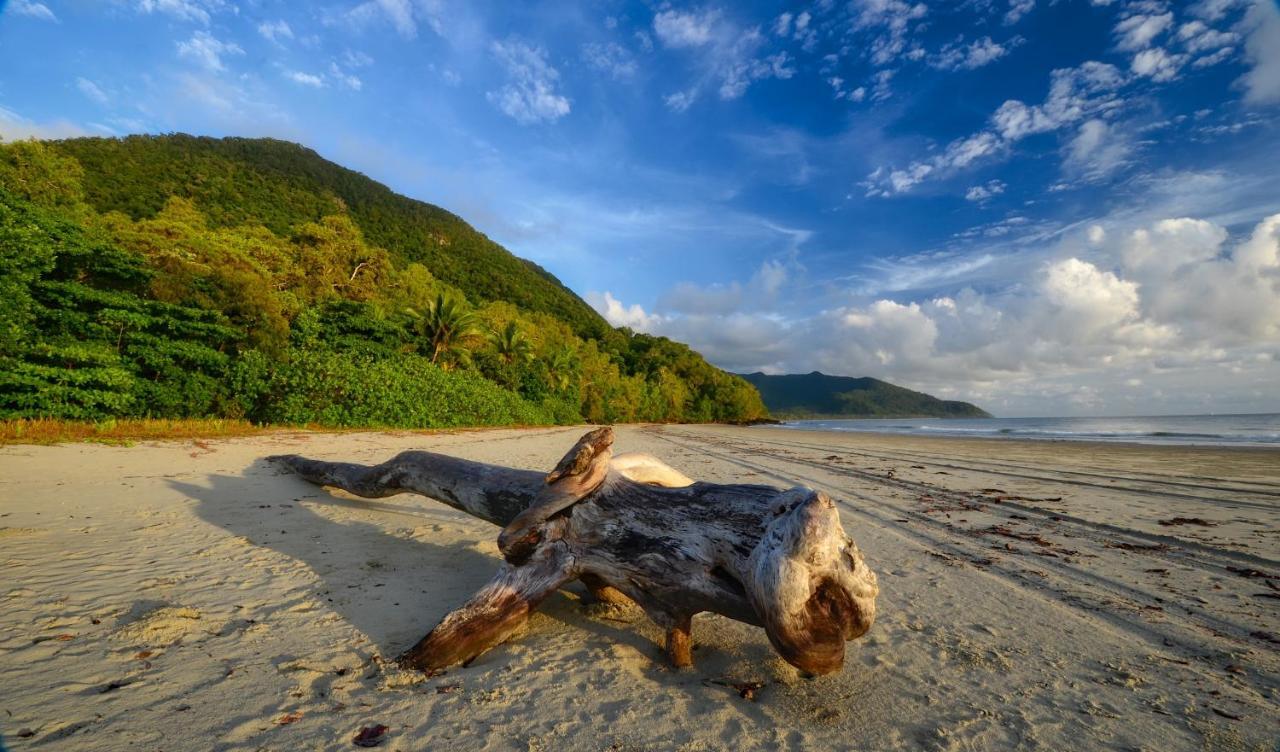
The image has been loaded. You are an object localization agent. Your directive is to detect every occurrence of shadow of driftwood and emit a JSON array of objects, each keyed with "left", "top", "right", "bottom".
[{"left": 176, "top": 458, "right": 507, "bottom": 658}]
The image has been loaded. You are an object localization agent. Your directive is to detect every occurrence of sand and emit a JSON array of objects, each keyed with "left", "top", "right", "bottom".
[{"left": 0, "top": 424, "right": 1276, "bottom": 751}]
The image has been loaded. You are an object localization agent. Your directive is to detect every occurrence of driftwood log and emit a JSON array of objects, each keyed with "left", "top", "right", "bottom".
[{"left": 270, "top": 427, "right": 879, "bottom": 675}]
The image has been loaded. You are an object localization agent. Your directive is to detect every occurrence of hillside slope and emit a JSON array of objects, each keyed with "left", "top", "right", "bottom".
[
  {"left": 51, "top": 135, "right": 611, "bottom": 340},
  {"left": 739, "top": 371, "right": 991, "bottom": 418},
  {"left": 0, "top": 135, "right": 767, "bottom": 426}
]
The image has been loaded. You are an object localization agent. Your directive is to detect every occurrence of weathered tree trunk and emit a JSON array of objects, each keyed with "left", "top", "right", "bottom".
[{"left": 270, "top": 428, "right": 879, "bottom": 676}]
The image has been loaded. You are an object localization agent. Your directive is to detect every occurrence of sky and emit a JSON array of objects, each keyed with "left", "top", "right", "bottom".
[{"left": 1, "top": 0, "right": 1279, "bottom": 417}]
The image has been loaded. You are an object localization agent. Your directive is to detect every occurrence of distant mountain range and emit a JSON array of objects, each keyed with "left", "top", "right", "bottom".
[{"left": 738, "top": 371, "right": 991, "bottom": 419}]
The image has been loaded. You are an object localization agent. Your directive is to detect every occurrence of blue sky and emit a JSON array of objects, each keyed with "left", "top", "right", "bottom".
[{"left": 2, "top": 0, "right": 1279, "bottom": 416}]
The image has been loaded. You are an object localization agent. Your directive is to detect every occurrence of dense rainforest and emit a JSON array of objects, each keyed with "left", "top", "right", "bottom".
[
  {"left": 739, "top": 371, "right": 991, "bottom": 419},
  {"left": 0, "top": 134, "right": 768, "bottom": 428}
]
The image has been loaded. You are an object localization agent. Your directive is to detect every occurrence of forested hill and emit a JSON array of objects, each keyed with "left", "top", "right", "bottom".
[
  {"left": 739, "top": 372, "right": 991, "bottom": 419},
  {"left": 0, "top": 135, "right": 767, "bottom": 427},
  {"left": 52, "top": 135, "right": 610, "bottom": 340}
]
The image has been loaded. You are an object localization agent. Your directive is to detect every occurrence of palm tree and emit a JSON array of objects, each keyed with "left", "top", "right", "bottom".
[
  {"left": 490, "top": 321, "right": 534, "bottom": 365},
  {"left": 545, "top": 344, "right": 577, "bottom": 393},
  {"left": 407, "top": 293, "right": 478, "bottom": 366}
]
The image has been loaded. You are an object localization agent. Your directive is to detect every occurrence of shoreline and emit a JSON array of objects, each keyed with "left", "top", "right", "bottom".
[
  {"left": 1, "top": 424, "right": 1276, "bottom": 750},
  {"left": 767, "top": 416, "right": 1280, "bottom": 450}
]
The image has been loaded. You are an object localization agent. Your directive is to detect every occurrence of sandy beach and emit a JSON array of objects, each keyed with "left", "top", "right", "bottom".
[{"left": 1, "top": 424, "right": 1276, "bottom": 751}]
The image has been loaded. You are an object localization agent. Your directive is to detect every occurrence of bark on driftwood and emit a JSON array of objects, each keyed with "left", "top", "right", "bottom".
[{"left": 270, "top": 428, "right": 879, "bottom": 676}]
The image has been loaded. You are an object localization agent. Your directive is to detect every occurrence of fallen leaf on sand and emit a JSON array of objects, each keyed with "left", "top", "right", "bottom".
[
  {"left": 275, "top": 712, "right": 303, "bottom": 725},
  {"left": 353, "top": 724, "right": 389, "bottom": 747}
]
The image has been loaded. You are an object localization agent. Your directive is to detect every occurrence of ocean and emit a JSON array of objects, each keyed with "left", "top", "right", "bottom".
[{"left": 771, "top": 413, "right": 1280, "bottom": 447}]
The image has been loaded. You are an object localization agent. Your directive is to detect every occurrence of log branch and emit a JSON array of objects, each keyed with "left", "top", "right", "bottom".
[
  {"left": 271, "top": 428, "right": 879, "bottom": 676},
  {"left": 397, "top": 541, "right": 575, "bottom": 672}
]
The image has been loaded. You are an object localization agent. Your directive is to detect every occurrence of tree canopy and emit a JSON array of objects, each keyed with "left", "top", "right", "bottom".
[{"left": 0, "top": 135, "right": 769, "bottom": 428}]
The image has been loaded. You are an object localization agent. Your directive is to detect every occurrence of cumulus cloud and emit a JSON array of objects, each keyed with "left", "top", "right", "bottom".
[
  {"left": 586, "top": 291, "right": 665, "bottom": 332},
  {"left": 992, "top": 61, "right": 1125, "bottom": 140},
  {"left": 1177, "top": 20, "right": 1238, "bottom": 52},
  {"left": 1114, "top": 12, "right": 1174, "bottom": 51},
  {"left": 8, "top": 0, "right": 57, "bottom": 22},
  {"left": 1131, "top": 46, "right": 1188, "bottom": 81},
  {"left": 487, "top": 39, "right": 571, "bottom": 124},
  {"left": 615, "top": 213, "right": 1280, "bottom": 415},
  {"left": 176, "top": 31, "right": 244, "bottom": 72}
]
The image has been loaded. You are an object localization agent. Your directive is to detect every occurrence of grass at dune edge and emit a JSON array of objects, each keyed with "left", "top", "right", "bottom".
[
  {"left": 0, "top": 418, "right": 579, "bottom": 446},
  {"left": 0, "top": 418, "right": 273, "bottom": 446}
]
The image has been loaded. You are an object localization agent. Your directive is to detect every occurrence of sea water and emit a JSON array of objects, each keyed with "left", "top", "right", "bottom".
[{"left": 772, "top": 413, "right": 1280, "bottom": 447}]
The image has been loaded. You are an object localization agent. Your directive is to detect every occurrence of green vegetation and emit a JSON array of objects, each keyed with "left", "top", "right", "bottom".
[
  {"left": 0, "top": 135, "right": 767, "bottom": 428},
  {"left": 738, "top": 371, "right": 991, "bottom": 419}
]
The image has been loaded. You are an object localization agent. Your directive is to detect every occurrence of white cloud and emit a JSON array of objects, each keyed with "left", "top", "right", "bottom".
[
  {"left": 1064, "top": 118, "right": 1134, "bottom": 180},
  {"left": 76, "top": 77, "right": 109, "bottom": 105},
  {"left": 346, "top": 0, "right": 443, "bottom": 39},
  {"left": 653, "top": 8, "right": 719, "bottom": 48},
  {"left": 284, "top": 70, "right": 325, "bottom": 88},
  {"left": 581, "top": 42, "right": 638, "bottom": 79},
  {"left": 1005, "top": 0, "right": 1035, "bottom": 25},
  {"left": 586, "top": 291, "right": 665, "bottom": 332},
  {"left": 631, "top": 212, "right": 1280, "bottom": 415},
  {"left": 658, "top": 260, "right": 791, "bottom": 315},
  {"left": 137, "top": 0, "right": 227, "bottom": 25},
  {"left": 258, "top": 20, "right": 293, "bottom": 45},
  {"left": 328, "top": 63, "right": 362, "bottom": 90},
  {"left": 864, "top": 131, "right": 1005, "bottom": 196},
  {"left": 1114, "top": 12, "right": 1174, "bottom": 51},
  {"left": 664, "top": 89, "right": 698, "bottom": 112},
  {"left": 1131, "top": 46, "right": 1188, "bottom": 81},
  {"left": 1177, "top": 20, "right": 1239, "bottom": 52},
  {"left": 1239, "top": 0, "right": 1280, "bottom": 105},
  {"left": 965, "top": 180, "right": 1007, "bottom": 201},
  {"left": 487, "top": 39, "right": 571, "bottom": 124},
  {"left": 849, "top": 0, "right": 928, "bottom": 66},
  {"left": 930, "top": 36, "right": 1019, "bottom": 71},
  {"left": 8, "top": 0, "right": 57, "bottom": 22},
  {"left": 653, "top": 10, "right": 796, "bottom": 109},
  {"left": 1192, "top": 0, "right": 1249, "bottom": 22},
  {"left": 176, "top": 31, "right": 244, "bottom": 72},
  {"left": 344, "top": 50, "right": 375, "bottom": 68},
  {"left": 992, "top": 61, "right": 1125, "bottom": 140},
  {"left": 0, "top": 106, "right": 88, "bottom": 141}
]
